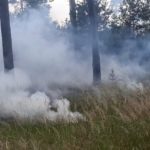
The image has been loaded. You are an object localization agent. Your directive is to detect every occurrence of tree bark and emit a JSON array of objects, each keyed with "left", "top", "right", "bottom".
[
  {"left": 69, "top": 0, "right": 77, "bottom": 30},
  {"left": 0, "top": 0, "right": 14, "bottom": 71},
  {"left": 86, "top": 0, "right": 101, "bottom": 84},
  {"left": 69, "top": 0, "right": 78, "bottom": 51}
]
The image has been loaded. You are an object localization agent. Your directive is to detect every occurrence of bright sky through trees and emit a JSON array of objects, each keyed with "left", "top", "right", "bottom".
[
  {"left": 50, "top": 0, "right": 69, "bottom": 24},
  {"left": 50, "top": 0, "right": 122, "bottom": 24},
  {"left": 9, "top": 0, "right": 122, "bottom": 24}
]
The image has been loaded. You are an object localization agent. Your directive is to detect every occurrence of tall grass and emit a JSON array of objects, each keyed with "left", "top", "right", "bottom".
[{"left": 1, "top": 85, "right": 150, "bottom": 150}]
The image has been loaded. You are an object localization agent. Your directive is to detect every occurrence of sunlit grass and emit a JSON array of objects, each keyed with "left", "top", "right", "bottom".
[{"left": 1, "top": 85, "right": 150, "bottom": 150}]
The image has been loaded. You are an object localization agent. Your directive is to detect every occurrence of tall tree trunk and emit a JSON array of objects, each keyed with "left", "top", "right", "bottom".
[
  {"left": 0, "top": 0, "right": 14, "bottom": 71},
  {"left": 86, "top": 0, "right": 101, "bottom": 84},
  {"left": 69, "top": 0, "right": 77, "bottom": 30},
  {"left": 69, "top": 0, "right": 78, "bottom": 50}
]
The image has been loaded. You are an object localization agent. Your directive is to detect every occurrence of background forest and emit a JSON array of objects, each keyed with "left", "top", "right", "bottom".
[{"left": 0, "top": 0, "right": 150, "bottom": 150}]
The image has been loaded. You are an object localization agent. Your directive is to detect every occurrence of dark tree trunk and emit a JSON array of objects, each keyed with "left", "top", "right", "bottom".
[
  {"left": 86, "top": 0, "right": 101, "bottom": 84},
  {"left": 69, "top": 0, "right": 77, "bottom": 30},
  {"left": 69, "top": 0, "right": 78, "bottom": 50},
  {"left": 0, "top": 0, "right": 14, "bottom": 71}
]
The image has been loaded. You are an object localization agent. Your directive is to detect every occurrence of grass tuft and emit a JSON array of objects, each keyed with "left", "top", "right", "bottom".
[{"left": 1, "top": 85, "right": 150, "bottom": 149}]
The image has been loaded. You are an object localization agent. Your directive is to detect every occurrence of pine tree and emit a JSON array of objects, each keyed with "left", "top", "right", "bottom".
[
  {"left": 120, "top": 0, "right": 150, "bottom": 36},
  {"left": 69, "top": 0, "right": 79, "bottom": 50},
  {"left": 69, "top": 0, "right": 77, "bottom": 30},
  {"left": 86, "top": 0, "right": 101, "bottom": 84},
  {"left": 0, "top": 0, "right": 14, "bottom": 71},
  {"left": 76, "top": 0, "right": 112, "bottom": 32}
]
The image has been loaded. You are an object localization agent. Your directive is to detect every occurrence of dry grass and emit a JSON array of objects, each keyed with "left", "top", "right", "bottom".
[{"left": 1, "top": 84, "right": 150, "bottom": 149}]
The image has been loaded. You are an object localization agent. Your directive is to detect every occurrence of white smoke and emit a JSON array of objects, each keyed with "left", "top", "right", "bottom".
[
  {"left": 8, "top": 9, "right": 145, "bottom": 89},
  {"left": 0, "top": 9, "right": 88, "bottom": 122},
  {"left": 101, "top": 55, "right": 145, "bottom": 90},
  {"left": 0, "top": 69, "right": 84, "bottom": 122},
  {"left": 10, "top": 9, "right": 92, "bottom": 88},
  {"left": 0, "top": 8, "right": 146, "bottom": 122}
]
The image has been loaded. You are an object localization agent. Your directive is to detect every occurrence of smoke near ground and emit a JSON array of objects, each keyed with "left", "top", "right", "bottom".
[
  {"left": 0, "top": 69, "right": 84, "bottom": 122},
  {"left": 0, "top": 8, "right": 146, "bottom": 121},
  {"left": 10, "top": 10, "right": 91, "bottom": 87},
  {"left": 0, "top": 9, "right": 88, "bottom": 122}
]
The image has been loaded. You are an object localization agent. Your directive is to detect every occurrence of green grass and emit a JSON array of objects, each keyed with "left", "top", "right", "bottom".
[{"left": 1, "top": 85, "right": 150, "bottom": 150}]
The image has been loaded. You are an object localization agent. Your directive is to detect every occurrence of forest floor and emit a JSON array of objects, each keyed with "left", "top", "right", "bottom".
[{"left": 0, "top": 84, "right": 150, "bottom": 150}]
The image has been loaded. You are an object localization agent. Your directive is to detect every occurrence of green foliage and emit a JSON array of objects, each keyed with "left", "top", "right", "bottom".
[
  {"left": 120, "top": 0, "right": 150, "bottom": 35},
  {"left": 76, "top": 0, "right": 112, "bottom": 32}
]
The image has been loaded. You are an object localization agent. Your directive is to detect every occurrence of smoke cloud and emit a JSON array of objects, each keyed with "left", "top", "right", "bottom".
[
  {"left": 0, "top": 69, "right": 84, "bottom": 122},
  {"left": 0, "top": 8, "right": 147, "bottom": 121},
  {"left": 11, "top": 9, "right": 92, "bottom": 88}
]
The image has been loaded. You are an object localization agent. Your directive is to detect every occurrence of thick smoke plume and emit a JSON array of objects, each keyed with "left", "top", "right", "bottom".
[
  {"left": 0, "top": 69, "right": 84, "bottom": 122},
  {"left": 0, "top": 8, "right": 146, "bottom": 121},
  {"left": 11, "top": 9, "right": 92, "bottom": 88},
  {"left": 0, "top": 9, "right": 88, "bottom": 122}
]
